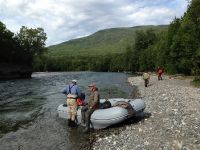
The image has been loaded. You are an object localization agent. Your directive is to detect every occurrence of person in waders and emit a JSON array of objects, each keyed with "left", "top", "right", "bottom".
[
  {"left": 81, "top": 83, "right": 100, "bottom": 133},
  {"left": 62, "top": 80, "right": 81, "bottom": 127},
  {"left": 142, "top": 72, "right": 150, "bottom": 87}
]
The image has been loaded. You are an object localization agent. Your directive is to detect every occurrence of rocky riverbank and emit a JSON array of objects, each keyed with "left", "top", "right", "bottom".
[
  {"left": 92, "top": 74, "right": 200, "bottom": 149},
  {"left": 0, "top": 63, "right": 32, "bottom": 80}
]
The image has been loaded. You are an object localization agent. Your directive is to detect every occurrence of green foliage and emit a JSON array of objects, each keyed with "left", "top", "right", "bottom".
[
  {"left": 193, "top": 76, "right": 200, "bottom": 82},
  {"left": 34, "top": 0, "right": 199, "bottom": 76},
  {"left": 0, "top": 21, "right": 47, "bottom": 69},
  {"left": 163, "top": 0, "right": 200, "bottom": 75},
  {"left": 48, "top": 25, "right": 167, "bottom": 57},
  {"left": 16, "top": 26, "right": 47, "bottom": 65},
  {"left": 191, "top": 76, "right": 200, "bottom": 87},
  {"left": 0, "top": 21, "right": 16, "bottom": 63},
  {"left": 133, "top": 29, "right": 157, "bottom": 71},
  {"left": 38, "top": 25, "right": 167, "bottom": 72}
]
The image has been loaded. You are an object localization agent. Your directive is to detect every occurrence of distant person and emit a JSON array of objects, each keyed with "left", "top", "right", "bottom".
[
  {"left": 81, "top": 83, "right": 100, "bottom": 133},
  {"left": 156, "top": 66, "right": 164, "bottom": 80},
  {"left": 142, "top": 72, "right": 150, "bottom": 87},
  {"left": 62, "top": 79, "right": 81, "bottom": 127}
]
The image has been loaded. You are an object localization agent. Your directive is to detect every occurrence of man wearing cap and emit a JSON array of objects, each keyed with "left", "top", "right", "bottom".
[
  {"left": 62, "top": 80, "right": 81, "bottom": 127},
  {"left": 81, "top": 83, "right": 100, "bottom": 133},
  {"left": 142, "top": 72, "right": 150, "bottom": 87}
]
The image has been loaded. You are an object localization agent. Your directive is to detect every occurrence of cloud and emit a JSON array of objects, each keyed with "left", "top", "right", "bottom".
[{"left": 0, "top": 0, "right": 188, "bottom": 46}]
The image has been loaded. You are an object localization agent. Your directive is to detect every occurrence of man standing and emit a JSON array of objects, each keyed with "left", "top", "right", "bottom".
[
  {"left": 62, "top": 79, "right": 81, "bottom": 127},
  {"left": 81, "top": 83, "right": 100, "bottom": 133},
  {"left": 142, "top": 72, "right": 150, "bottom": 87},
  {"left": 156, "top": 66, "right": 164, "bottom": 80}
]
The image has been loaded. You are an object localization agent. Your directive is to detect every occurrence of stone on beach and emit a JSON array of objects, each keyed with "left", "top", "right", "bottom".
[{"left": 92, "top": 74, "right": 200, "bottom": 149}]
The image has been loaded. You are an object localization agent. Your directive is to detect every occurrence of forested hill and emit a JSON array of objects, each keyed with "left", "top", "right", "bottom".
[
  {"left": 35, "top": 0, "right": 200, "bottom": 77},
  {"left": 48, "top": 25, "right": 168, "bottom": 57}
]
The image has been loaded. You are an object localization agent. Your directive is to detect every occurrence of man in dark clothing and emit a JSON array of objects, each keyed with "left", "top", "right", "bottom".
[{"left": 81, "top": 83, "right": 100, "bottom": 133}]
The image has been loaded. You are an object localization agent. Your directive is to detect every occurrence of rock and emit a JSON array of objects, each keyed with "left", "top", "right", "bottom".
[{"left": 92, "top": 75, "right": 200, "bottom": 149}]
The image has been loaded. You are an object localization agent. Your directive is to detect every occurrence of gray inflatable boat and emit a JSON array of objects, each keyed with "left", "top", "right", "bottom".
[{"left": 57, "top": 98, "right": 145, "bottom": 129}]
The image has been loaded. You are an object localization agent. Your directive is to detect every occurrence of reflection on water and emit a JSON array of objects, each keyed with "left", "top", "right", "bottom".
[{"left": 0, "top": 72, "right": 134, "bottom": 150}]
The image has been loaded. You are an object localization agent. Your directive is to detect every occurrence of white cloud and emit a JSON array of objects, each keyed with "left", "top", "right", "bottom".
[{"left": 0, "top": 0, "right": 188, "bottom": 46}]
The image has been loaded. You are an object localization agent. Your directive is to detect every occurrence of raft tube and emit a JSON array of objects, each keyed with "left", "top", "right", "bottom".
[{"left": 57, "top": 98, "right": 145, "bottom": 129}]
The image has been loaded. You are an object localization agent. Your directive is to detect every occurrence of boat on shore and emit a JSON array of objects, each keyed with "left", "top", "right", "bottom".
[{"left": 57, "top": 98, "right": 145, "bottom": 129}]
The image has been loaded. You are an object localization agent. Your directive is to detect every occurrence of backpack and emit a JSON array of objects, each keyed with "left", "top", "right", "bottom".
[
  {"left": 100, "top": 101, "right": 111, "bottom": 109},
  {"left": 76, "top": 98, "right": 83, "bottom": 106}
]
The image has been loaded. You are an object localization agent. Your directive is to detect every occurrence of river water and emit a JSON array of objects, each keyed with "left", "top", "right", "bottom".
[{"left": 0, "top": 72, "right": 134, "bottom": 150}]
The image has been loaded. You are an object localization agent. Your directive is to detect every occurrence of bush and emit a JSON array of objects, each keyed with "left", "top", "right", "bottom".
[{"left": 191, "top": 76, "right": 200, "bottom": 87}]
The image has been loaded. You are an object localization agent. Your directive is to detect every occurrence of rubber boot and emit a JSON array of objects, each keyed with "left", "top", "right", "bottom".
[
  {"left": 81, "top": 119, "right": 86, "bottom": 126},
  {"left": 68, "top": 119, "right": 71, "bottom": 127},
  {"left": 83, "top": 121, "right": 90, "bottom": 133},
  {"left": 83, "top": 127, "right": 89, "bottom": 133},
  {"left": 71, "top": 120, "right": 76, "bottom": 127},
  {"left": 145, "top": 79, "right": 148, "bottom": 87}
]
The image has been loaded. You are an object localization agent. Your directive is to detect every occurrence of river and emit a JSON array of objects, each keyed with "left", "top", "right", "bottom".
[{"left": 0, "top": 72, "right": 134, "bottom": 150}]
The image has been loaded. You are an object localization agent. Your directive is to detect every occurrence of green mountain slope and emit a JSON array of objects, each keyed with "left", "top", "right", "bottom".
[{"left": 48, "top": 25, "right": 168, "bottom": 57}]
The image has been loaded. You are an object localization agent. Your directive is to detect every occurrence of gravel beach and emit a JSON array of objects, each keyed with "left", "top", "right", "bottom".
[{"left": 92, "top": 74, "right": 200, "bottom": 149}]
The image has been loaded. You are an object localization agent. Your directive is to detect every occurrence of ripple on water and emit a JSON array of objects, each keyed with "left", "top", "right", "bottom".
[{"left": 0, "top": 72, "right": 134, "bottom": 150}]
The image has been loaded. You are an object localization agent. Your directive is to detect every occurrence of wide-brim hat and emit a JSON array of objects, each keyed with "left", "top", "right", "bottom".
[
  {"left": 88, "top": 83, "right": 96, "bottom": 87},
  {"left": 72, "top": 79, "right": 77, "bottom": 83}
]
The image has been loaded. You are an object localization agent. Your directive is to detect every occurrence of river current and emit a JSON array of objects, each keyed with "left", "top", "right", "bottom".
[{"left": 0, "top": 72, "right": 134, "bottom": 150}]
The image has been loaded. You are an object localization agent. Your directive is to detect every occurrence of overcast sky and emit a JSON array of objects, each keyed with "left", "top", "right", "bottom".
[{"left": 0, "top": 0, "right": 188, "bottom": 46}]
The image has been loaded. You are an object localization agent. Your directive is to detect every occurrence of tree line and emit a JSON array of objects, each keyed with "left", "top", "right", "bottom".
[
  {"left": 1, "top": 0, "right": 199, "bottom": 79},
  {"left": 34, "top": 0, "right": 200, "bottom": 77},
  {"left": 0, "top": 22, "right": 47, "bottom": 68}
]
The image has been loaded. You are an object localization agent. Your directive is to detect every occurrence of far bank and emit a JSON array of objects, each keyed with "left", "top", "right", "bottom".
[{"left": 0, "top": 63, "right": 32, "bottom": 80}]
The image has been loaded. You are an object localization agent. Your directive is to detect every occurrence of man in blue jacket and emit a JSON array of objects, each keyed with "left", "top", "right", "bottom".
[{"left": 62, "top": 79, "right": 81, "bottom": 127}]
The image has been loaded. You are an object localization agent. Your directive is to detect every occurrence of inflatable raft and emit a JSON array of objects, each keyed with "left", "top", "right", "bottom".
[{"left": 57, "top": 98, "right": 145, "bottom": 129}]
